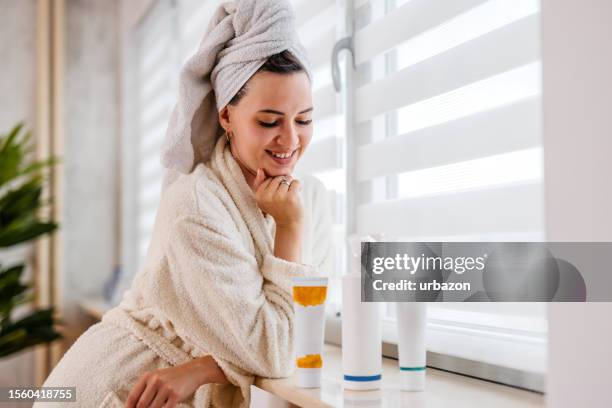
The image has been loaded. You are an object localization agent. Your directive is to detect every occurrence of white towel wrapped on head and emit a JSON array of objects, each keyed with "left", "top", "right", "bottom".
[{"left": 161, "top": 0, "right": 312, "bottom": 186}]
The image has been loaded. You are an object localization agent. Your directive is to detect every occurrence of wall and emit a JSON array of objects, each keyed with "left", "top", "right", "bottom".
[
  {"left": 0, "top": 0, "right": 121, "bottom": 388},
  {"left": 0, "top": 0, "right": 38, "bottom": 393},
  {"left": 542, "top": 0, "right": 612, "bottom": 407},
  {"left": 60, "top": 0, "right": 120, "bottom": 345}
]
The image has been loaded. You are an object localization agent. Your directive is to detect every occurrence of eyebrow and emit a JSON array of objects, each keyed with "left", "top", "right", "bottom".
[{"left": 257, "top": 107, "right": 314, "bottom": 115}]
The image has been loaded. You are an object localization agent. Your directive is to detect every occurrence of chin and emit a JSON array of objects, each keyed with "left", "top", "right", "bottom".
[{"left": 265, "top": 168, "right": 294, "bottom": 177}]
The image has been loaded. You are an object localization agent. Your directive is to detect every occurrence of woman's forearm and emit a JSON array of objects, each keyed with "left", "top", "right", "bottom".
[
  {"left": 192, "top": 355, "right": 229, "bottom": 385},
  {"left": 274, "top": 223, "right": 302, "bottom": 263},
  {"left": 192, "top": 226, "right": 301, "bottom": 387}
]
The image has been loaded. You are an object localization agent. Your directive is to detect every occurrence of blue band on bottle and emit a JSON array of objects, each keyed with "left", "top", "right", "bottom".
[
  {"left": 344, "top": 374, "right": 382, "bottom": 382},
  {"left": 400, "top": 366, "right": 426, "bottom": 371}
]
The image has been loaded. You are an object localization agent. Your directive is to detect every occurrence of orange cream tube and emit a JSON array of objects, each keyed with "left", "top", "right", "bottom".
[{"left": 291, "top": 277, "right": 328, "bottom": 388}]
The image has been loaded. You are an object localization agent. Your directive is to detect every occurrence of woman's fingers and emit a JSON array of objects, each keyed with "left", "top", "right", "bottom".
[
  {"left": 278, "top": 175, "right": 294, "bottom": 189},
  {"left": 260, "top": 176, "right": 300, "bottom": 203},
  {"left": 256, "top": 174, "right": 274, "bottom": 193},
  {"left": 149, "top": 387, "right": 169, "bottom": 408},
  {"left": 136, "top": 376, "right": 159, "bottom": 407},
  {"left": 163, "top": 394, "right": 179, "bottom": 408},
  {"left": 272, "top": 176, "right": 285, "bottom": 187},
  {"left": 252, "top": 168, "right": 266, "bottom": 190},
  {"left": 257, "top": 176, "right": 286, "bottom": 199},
  {"left": 125, "top": 373, "right": 148, "bottom": 408},
  {"left": 272, "top": 175, "right": 295, "bottom": 192}
]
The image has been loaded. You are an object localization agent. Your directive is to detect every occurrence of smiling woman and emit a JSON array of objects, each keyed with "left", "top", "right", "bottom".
[{"left": 34, "top": 1, "right": 333, "bottom": 408}]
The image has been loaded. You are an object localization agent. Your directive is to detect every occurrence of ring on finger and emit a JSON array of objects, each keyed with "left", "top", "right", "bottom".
[{"left": 280, "top": 178, "right": 292, "bottom": 187}]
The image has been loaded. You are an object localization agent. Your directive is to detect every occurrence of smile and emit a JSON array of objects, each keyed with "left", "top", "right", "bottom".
[{"left": 265, "top": 148, "right": 298, "bottom": 164}]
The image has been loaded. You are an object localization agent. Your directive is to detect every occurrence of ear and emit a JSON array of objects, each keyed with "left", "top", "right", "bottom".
[{"left": 218, "top": 106, "right": 231, "bottom": 132}]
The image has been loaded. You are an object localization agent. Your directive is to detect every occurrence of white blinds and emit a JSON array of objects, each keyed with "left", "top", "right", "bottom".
[
  {"left": 178, "top": 0, "right": 223, "bottom": 62},
  {"left": 291, "top": 0, "right": 346, "bottom": 281},
  {"left": 351, "top": 0, "right": 544, "bottom": 241},
  {"left": 349, "top": 0, "right": 547, "bottom": 372},
  {"left": 134, "top": 0, "right": 178, "bottom": 270}
]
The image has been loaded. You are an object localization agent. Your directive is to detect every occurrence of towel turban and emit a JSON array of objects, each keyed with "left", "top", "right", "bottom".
[{"left": 160, "top": 0, "right": 312, "bottom": 185}]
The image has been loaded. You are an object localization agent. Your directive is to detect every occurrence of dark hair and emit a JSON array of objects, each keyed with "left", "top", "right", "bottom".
[{"left": 228, "top": 50, "right": 306, "bottom": 106}]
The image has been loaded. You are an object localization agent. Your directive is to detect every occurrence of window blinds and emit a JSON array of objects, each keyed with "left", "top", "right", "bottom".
[
  {"left": 135, "top": 0, "right": 178, "bottom": 270},
  {"left": 347, "top": 0, "right": 547, "bottom": 374},
  {"left": 291, "top": 0, "right": 346, "bottom": 283},
  {"left": 351, "top": 0, "right": 544, "bottom": 241}
]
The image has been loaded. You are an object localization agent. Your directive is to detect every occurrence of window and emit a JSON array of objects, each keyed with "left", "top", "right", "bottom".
[
  {"left": 340, "top": 0, "right": 547, "bottom": 389},
  {"left": 134, "top": 0, "right": 179, "bottom": 272},
  {"left": 291, "top": 0, "right": 346, "bottom": 305}
]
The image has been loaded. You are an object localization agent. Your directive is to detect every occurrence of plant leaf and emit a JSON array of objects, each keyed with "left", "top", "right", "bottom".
[{"left": 0, "top": 219, "right": 57, "bottom": 248}]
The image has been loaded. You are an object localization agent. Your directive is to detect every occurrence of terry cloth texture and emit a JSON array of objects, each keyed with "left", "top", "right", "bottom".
[
  {"left": 36, "top": 135, "right": 332, "bottom": 407},
  {"left": 160, "top": 0, "right": 312, "bottom": 184}
]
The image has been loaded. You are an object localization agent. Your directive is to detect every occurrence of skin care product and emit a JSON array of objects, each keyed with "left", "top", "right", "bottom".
[
  {"left": 396, "top": 302, "right": 427, "bottom": 391},
  {"left": 342, "top": 233, "right": 382, "bottom": 390},
  {"left": 292, "top": 277, "right": 328, "bottom": 388},
  {"left": 342, "top": 273, "right": 382, "bottom": 389}
]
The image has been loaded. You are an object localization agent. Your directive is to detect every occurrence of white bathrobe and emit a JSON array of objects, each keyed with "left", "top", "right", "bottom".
[{"left": 37, "top": 134, "right": 332, "bottom": 407}]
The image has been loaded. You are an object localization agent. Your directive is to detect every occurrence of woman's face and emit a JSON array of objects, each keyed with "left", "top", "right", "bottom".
[{"left": 219, "top": 70, "right": 313, "bottom": 178}]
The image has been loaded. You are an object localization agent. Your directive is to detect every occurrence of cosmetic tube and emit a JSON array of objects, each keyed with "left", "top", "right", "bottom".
[
  {"left": 396, "top": 302, "right": 427, "bottom": 391},
  {"left": 342, "top": 233, "right": 382, "bottom": 389},
  {"left": 292, "top": 276, "right": 328, "bottom": 388},
  {"left": 342, "top": 273, "right": 382, "bottom": 390}
]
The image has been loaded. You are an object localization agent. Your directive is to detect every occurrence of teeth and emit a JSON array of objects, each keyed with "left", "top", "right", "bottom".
[{"left": 270, "top": 150, "right": 294, "bottom": 159}]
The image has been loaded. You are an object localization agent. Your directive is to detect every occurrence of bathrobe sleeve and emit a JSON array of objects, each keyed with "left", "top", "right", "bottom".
[{"left": 164, "top": 191, "right": 332, "bottom": 382}]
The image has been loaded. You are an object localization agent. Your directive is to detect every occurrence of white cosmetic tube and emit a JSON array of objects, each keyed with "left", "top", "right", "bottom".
[
  {"left": 396, "top": 302, "right": 427, "bottom": 391},
  {"left": 292, "top": 276, "right": 328, "bottom": 388},
  {"left": 342, "top": 273, "right": 382, "bottom": 390}
]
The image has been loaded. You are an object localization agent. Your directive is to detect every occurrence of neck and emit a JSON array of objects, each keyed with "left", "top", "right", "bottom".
[
  {"left": 228, "top": 140, "right": 258, "bottom": 192},
  {"left": 239, "top": 162, "right": 257, "bottom": 191}
]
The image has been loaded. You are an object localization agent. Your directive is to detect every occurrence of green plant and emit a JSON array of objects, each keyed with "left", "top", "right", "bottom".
[{"left": 0, "top": 123, "right": 61, "bottom": 358}]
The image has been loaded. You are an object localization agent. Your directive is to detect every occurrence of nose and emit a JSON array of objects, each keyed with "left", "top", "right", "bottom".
[{"left": 276, "top": 122, "right": 300, "bottom": 148}]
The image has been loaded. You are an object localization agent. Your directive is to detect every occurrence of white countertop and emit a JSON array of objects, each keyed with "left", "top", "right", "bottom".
[{"left": 255, "top": 344, "right": 545, "bottom": 408}]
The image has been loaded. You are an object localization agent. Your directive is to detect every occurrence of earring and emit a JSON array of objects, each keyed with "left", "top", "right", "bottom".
[{"left": 225, "top": 130, "right": 233, "bottom": 142}]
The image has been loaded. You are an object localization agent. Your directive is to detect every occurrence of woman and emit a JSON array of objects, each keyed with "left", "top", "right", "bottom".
[{"left": 36, "top": 1, "right": 332, "bottom": 407}]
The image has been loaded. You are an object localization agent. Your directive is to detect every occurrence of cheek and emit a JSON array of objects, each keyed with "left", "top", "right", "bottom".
[
  {"left": 299, "top": 128, "right": 313, "bottom": 149},
  {"left": 235, "top": 125, "right": 270, "bottom": 154}
]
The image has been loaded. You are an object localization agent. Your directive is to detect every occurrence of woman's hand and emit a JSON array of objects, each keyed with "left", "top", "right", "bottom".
[
  {"left": 125, "top": 355, "right": 228, "bottom": 408},
  {"left": 253, "top": 168, "right": 303, "bottom": 229},
  {"left": 253, "top": 168, "right": 304, "bottom": 263}
]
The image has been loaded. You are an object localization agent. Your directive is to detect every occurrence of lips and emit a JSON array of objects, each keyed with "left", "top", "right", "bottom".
[{"left": 265, "top": 148, "right": 298, "bottom": 165}]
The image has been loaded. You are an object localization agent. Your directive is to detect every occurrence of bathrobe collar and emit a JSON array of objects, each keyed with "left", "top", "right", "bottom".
[{"left": 209, "top": 135, "right": 275, "bottom": 264}]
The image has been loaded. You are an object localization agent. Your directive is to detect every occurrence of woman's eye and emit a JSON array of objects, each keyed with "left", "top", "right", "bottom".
[
  {"left": 257, "top": 119, "right": 312, "bottom": 128},
  {"left": 258, "top": 121, "right": 278, "bottom": 128}
]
